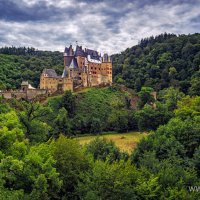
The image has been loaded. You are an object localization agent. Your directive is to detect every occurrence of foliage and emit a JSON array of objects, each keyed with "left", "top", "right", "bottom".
[
  {"left": 175, "top": 96, "right": 200, "bottom": 120},
  {"left": 60, "top": 91, "right": 76, "bottom": 118},
  {"left": 138, "top": 87, "right": 154, "bottom": 109},
  {"left": 0, "top": 34, "right": 200, "bottom": 199},
  {"left": 158, "top": 87, "right": 185, "bottom": 111},
  {"left": 135, "top": 103, "right": 172, "bottom": 131},
  {"left": 18, "top": 102, "right": 52, "bottom": 143},
  {"left": 0, "top": 94, "right": 199, "bottom": 199},
  {"left": 85, "top": 137, "right": 128, "bottom": 163},
  {"left": 0, "top": 110, "right": 62, "bottom": 199},
  {"left": 0, "top": 47, "right": 63, "bottom": 89},
  {"left": 189, "top": 76, "right": 200, "bottom": 96},
  {"left": 53, "top": 107, "right": 72, "bottom": 137},
  {"left": 47, "top": 87, "right": 137, "bottom": 134},
  {"left": 112, "top": 33, "right": 200, "bottom": 94},
  {"left": 77, "top": 160, "right": 140, "bottom": 200},
  {"left": 52, "top": 135, "right": 89, "bottom": 199}
]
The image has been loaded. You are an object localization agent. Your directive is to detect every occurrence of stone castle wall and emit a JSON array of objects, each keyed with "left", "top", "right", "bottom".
[{"left": 0, "top": 89, "right": 48, "bottom": 100}]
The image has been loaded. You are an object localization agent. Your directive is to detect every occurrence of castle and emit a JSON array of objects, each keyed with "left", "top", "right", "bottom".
[{"left": 40, "top": 45, "right": 112, "bottom": 92}]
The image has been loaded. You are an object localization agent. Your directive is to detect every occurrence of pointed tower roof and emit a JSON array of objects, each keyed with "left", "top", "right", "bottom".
[
  {"left": 64, "top": 47, "right": 69, "bottom": 53},
  {"left": 75, "top": 45, "right": 85, "bottom": 57},
  {"left": 69, "top": 58, "right": 78, "bottom": 69},
  {"left": 62, "top": 66, "right": 68, "bottom": 78},
  {"left": 64, "top": 45, "right": 74, "bottom": 56},
  {"left": 103, "top": 53, "right": 109, "bottom": 62}
]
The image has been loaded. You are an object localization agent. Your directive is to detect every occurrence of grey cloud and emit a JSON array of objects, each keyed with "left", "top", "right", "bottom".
[
  {"left": 0, "top": 0, "right": 77, "bottom": 22},
  {"left": 0, "top": 0, "right": 200, "bottom": 54},
  {"left": 190, "top": 15, "right": 200, "bottom": 23}
]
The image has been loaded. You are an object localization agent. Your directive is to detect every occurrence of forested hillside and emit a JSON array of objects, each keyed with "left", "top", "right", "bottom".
[
  {"left": 0, "top": 47, "right": 63, "bottom": 89},
  {"left": 0, "top": 34, "right": 200, "bottom": 199},
  {"left": 112, "top": 33, "right": 200, "bottom": 95},
  {"left": 0, "top": 87, "right": 200, "bottom": 199},
  {"left": 1, "top": 33, "right": 200, "bottom": 95}
]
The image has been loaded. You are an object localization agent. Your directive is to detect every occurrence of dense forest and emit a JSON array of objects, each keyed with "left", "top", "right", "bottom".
[
  {"left": 112, "top": 33, "right": 200, "bottom": 95},
  {"left": 0, "top": 33, "right": 200, "bottom": 199},
  {"left": 0, "top": 47, "right": 63, "bottom": 89},
  {"left": 0, "top": 87, "right": 200, "bottom": 199}
]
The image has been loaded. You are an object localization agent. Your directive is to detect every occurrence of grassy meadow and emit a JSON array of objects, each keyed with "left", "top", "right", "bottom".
[{"left": 76, "top": 132, "right": 148, "bottom": 154}]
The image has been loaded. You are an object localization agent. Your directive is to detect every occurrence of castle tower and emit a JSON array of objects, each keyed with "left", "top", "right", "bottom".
[
  {"left": 64, "top": 45, "right": 74, "bottom": 67},
  {"left": 75, "top": 45, "right": 86, "bottom": 70},
  {"left": 101, "top": 53, "right": 112, "bottom": 84}
]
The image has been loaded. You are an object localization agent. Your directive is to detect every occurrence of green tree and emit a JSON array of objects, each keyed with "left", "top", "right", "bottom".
[
  {"left": 78, "top": 160, "right": 140, "bottom": 200},
  {"left": 89, "top": 117, "right": 102, "bottom": 134},
  {"left": 53, "top": 107, "right": 72, "bottom": 137},
  {"left": 175, "top": 96, "right": 200, "bottom": 120},
  {"left": 193, "top": 146, "right": 200, "bottom": 176},
  {"left": 138, "top": 87, "right": 154, "bottom": 109},
  {"left": 52, "top": 135, "right": 89, "bottom": 199},
  {"left": 0, "top": 110, "right": 62, "bottom": 199},
  {"left": 135, "top": 103, "right": 172, "bottom": 131},
  {"left": 159, "top": 87, "right": 185, "bottom": 110},
  {"left": 86, "top": 137, "right": 128, "bottom": 163},
  {"left": 189, "top": 77, "right": 200, "bottom": 96},
  {"left": 19, "top": 102, "right": 52, "bottom": 143},
  {"left": 60, "top": 91, "right": 76, "bottom": 118},
  {"left": 134, "top": 78, "right": 142, "bottom": 92}
]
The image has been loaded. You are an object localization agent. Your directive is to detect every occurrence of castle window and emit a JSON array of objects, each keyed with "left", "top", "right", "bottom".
[
  {"left": 99, "top": 68, "right": 100, "bottom": 70},
  {"left": 95, "top": 67, "right": 96, "bottom": 70}
]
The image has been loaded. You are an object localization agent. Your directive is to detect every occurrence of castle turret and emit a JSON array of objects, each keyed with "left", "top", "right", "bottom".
[
  {"left": 64, "top": 45, "right": 74, "bottom": 67},
  {"left": 75, "top": 45, "right": 86, "bottom": 69},
  {"left": 102, "top": 53, "right": 108, "bottom": 62},
  {"left": 21, "top": 81, "right": 29, "bottom": 92}
]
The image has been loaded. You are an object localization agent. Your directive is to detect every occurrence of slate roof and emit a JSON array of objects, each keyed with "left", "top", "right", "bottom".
[
  {"left": 86, "top": 49, "right": 101, "bottom": 61},
  {"left": 69, "top": 58, "right": 78, "bottom": 69},
  {"left": 75, "top": 45, "right": 86, "bottom": 57},
  {"left": 62, "top": 66, "right": 68, "bottom": 78},
  {"left": 64, "top": 45, "right": 74, "bottom": 56},
  {"left": 62, "top": 57, "right": 78, "bottom": 77},
  {"left": 43, "top": 69, "right": 58, "bottom": 77},
  {"left": 103, "top": 53, "right": 109, "bottom": 62},
  {"left": 64, "top": 47, "right": 69, "bottom": 54}
]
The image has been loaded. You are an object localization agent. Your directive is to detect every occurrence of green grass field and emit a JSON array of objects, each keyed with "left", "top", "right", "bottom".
[{"left": 76, "top": 132, "right": 148, "bottom": 154}]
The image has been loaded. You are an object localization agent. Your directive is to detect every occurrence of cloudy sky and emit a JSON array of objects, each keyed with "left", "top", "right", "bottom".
[{"left": 0, "top": 0, "right": 200, "bottom": 54}]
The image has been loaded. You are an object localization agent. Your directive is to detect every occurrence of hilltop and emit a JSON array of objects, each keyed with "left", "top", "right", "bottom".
[{"left": 0, "top": 33, "right": 200, "bottom": 96}]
